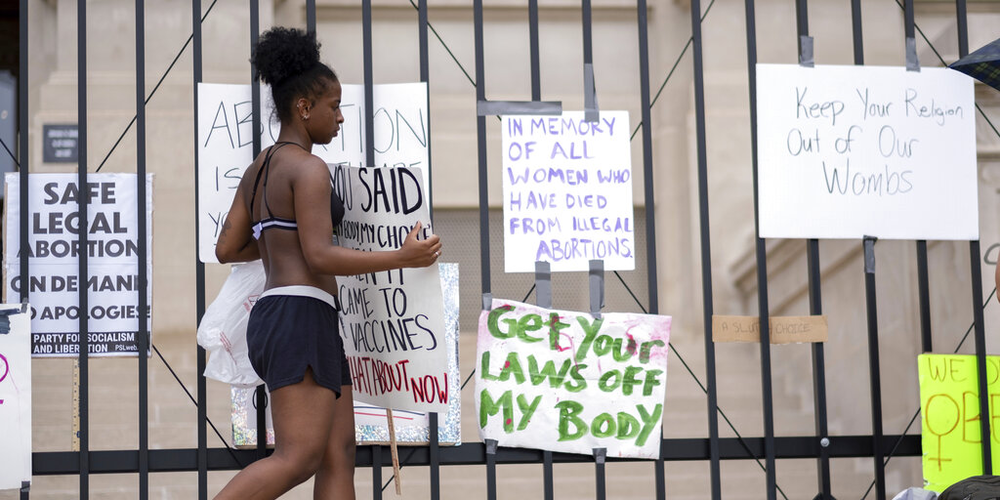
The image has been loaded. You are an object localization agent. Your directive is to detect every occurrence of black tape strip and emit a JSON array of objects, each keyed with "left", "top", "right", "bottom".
[
  {"left": 535, "top": 261, "right": 552, "bottom": 309},
  {"left": 906, "top": 37, "right": 920, "bottom": 72},
  {"left": 799, "top": 36, "right": 815, "bottom": 67},
  {"left": 584, "top": 63, "right": 599, "bottom": 123}
]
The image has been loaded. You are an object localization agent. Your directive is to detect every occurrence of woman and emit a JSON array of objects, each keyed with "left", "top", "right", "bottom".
[{"left": 214, "top": 27, "right": 441, "bottom": 499}]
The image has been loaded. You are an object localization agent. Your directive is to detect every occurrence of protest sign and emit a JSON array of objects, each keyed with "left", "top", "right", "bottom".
[
  {"left": 0, "top": 306, "right": 31, "bottom": 490},
  {"left": 756, "top": 64, "right": 977, "bottom": 240},
  {"left": 712, "top": 315, "right": 828, "bottom": 344},
  {"left": 475, "top": 298, "right": 671, "bottom": 458},
  {"left": 919, "top": 354, "right": 1000, "bottom": 492},
  {"left": 232, "top": 263, "right": 461, "bottom": 446},
  {"left": 333, "top": 165, "right": 447, "bottom": 413},
  {"left": 501, "top": 111, "right": 634, "bottom": 273},
  {"left": 197, "top": 82, "right": 429, "bottom": 263},
  {"left": 4, "top": 174, "right": 153, "bottom": 357}
]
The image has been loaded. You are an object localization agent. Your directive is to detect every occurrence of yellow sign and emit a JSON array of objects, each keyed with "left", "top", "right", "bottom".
[{"left": 918, "top": 353, "right": 1000, "bottom": 492}]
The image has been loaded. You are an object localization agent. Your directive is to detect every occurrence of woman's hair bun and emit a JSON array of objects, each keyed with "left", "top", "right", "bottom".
[{"left": 251, "top": 27, "right": 322, "bottom": 86}]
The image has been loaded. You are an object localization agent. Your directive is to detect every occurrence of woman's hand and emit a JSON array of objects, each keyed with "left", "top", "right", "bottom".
[{"left": 396, "top": 221, "right": 442, "bottom": 268}]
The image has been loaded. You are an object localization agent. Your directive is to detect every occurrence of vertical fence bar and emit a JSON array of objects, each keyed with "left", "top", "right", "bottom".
[
  {"left": 473, "top": 2, "right": 496, "bottom": 495},
  {"left": 76, "top": 0, "right": 91, "bottom": 496},
  {"left": 306, "top": 0, "right": 316, "bottom": 35},
  {"left": 636, "top": 1, "right": 664, "bottom": 498},
  {"left": 808, "top": 242, "right": 832, "bottom": 499},
  {"left": 134, "top": 0, "right": 150, "bottom": 498},
  {"left": 361, "top": 3, "right": 383, "bottom": 496},
  {"left": 955, "top": 0, "right": 968, "bottom": 57},
  {"left": 850, "top": 0, "right": 864, "bottom": 66},
  {"left": 191, "top": 0, "right": 209, "bottom": 497},
  {"left": 17, "top": 0, "right": 28, "bottom": 306},
  {"left": 594, "top": 449, "right": 607, "bottom": 500},
  {"left": 473, "top": 0, "right": 490, "bottom": 299},
  {"left": 249, "top": 0, "right": 268, "bottom": 462},
  {"left": 415, "top": 0, "right": 441, "bottom": 497},
  {"left": 362, "top": 0, "right": 374, "bottom": 171},
  {"left": 689, "top": 0, "right": 721, "bottom": 496},
  {"left": 742, "top": 0, "right": 777, "bottom": 498},
  {"left": 485, "top": 440, "right": 498, "bottom": 500},
  {"left": 793, "top": 1, "right": 833, "bottom": 497},
  {"left": 953, "top": 0, "right": 992, "bottom": 475},
  {"left": 904, "top": 0, "right": 936, "bottom": 374},
  {"left": 418, "top": 0, "right": 432, "bottom": 212},
  {"left": 970, "top": 241, "right": 991, "bottom": 473},
  {"left": 526, "top": 2, "right": 553, "bottom": 496},
  {"left": 916, "top": 241, "right": 932, "bottom": 352},
  {"left": 849, "top": 2, "right": 880, "bottom": 496},
  {"left": 528, "top": 0, "right": 540, "bottom": 102},
  {"left": 581, "top": 0, "right": 593, "bottom": 74},
  {"left": 372, "top": 445, "right": 383, "bottom": 500},
  {"left": 903, "top": 0, "right": 915, "bottom": 41},
  {"left": 18, "top": 5, "right": 31, "bottom": 498},
  {"left": 862, "top": 238, "right": 885, "bottom": 500}
]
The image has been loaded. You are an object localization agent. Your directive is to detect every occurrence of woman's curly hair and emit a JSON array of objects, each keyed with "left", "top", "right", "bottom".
[{"left": 251, "top": 27, "right": 338, "bottom": 123}]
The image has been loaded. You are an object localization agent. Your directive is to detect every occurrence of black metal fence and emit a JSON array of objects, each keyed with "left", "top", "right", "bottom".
[{"left": 10, "top": 0, "right": 999, "bottom": 499}]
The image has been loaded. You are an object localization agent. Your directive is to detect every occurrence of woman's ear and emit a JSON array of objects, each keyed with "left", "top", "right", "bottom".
[{"left": 296, "top": 98, "right": 311, "bottom": 120}]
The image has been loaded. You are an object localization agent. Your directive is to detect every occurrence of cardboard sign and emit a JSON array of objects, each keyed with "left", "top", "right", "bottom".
[
  {"left": 712, "top": 315, "right": 828, "bottom": 344},
  {"left": 919, "top": 354, "right": 1000, "bottom": 492},
  {"left": 232, "top": 262, "right": 462, "bottom": 446},
  {"left": 0, "top": 306, "right": 31, "bottom": 490},
  {"left": 333, "top": 165, "right": 448, "bottom": 413},
  {"left": 501, "top": 111, "right": 635, "bottom": 273},
  {"left": 196, "top": 82, "right": 429, "bottom": 263},
  {"left": 475, "top": 298, "right": 671, "bottom": 458},
  {"left": 4, "top": 174, "right": 153, "bottom": 357},
  {"left": 756, "top": 64, "right": 977, "bottom": 240}
]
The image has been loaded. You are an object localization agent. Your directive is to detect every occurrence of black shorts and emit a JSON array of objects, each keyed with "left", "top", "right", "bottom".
[{"left": 246, "top": 285, "right": 351, "bottom": 396}]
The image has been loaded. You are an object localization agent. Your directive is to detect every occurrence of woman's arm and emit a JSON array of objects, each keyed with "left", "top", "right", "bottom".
[
  {"left": 215, "top": 182, "right": 261, "bottom": 263},
  {"left": 995, "top": 260, "right": 1000, "bottom": 304},
  {"left": 294, "top": 159, "right": 440, "bottom": 275}
]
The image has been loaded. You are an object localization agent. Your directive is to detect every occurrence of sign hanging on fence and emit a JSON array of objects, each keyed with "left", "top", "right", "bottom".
[
  {"left": 0, "top": 305, "right": 31, "bottom": 490},
  {"left": 755, "top": 64, "right": 977, "bottom": 240},
  {"left": 196, "top": 82, "right": 430, "bottom": 263},
  {"left": 501, "top": 111, "right": 635, "bottom": 273},
  {"left": 232, "top": 263, "right": 462, "bottom": 446},
  {"left": 475, "top": 298, "right": 671, "bottom": 458},
  {"left": 4, "top": 173, "right": 153, "bottom": 357},
  {"left": 918, "top": 353, "right": 1000, "bottom": 492},
  {"left": 333, "top": 165, "right": 449, "bottom": 413}
]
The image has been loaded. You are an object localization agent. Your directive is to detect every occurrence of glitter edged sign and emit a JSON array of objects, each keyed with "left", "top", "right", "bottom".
[{"left": 475, "top": 298, "right": 671, "bottom": 459}]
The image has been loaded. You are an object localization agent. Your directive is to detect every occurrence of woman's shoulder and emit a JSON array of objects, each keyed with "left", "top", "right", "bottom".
[{"left": 289, "top": 152, "right": 331, "bottom": 181}]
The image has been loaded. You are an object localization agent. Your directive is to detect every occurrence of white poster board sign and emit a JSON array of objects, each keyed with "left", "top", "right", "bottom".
[
  {"left": 4, "top": 174, "right": 153, "bottom": 357},
  {"left": 501, "top": 111, "right": 635, "bottom": 273},
  {"left": 232, "top": 262, "right": 462, "bottom": 446},
  {"left": 0, "top": 306, "right": 31, "bottom": 490},
  {"left": 475, "top": 298, "right": 671, "bottom": 458},
  {"left": 197, "top": 82, "right": 429, "bottom": 263},
  {"left": 756, "top": 64, "right": 978, "bottom": 240},
  {"left": 333, "top": 165, "right": 448, "bottom": 413}
]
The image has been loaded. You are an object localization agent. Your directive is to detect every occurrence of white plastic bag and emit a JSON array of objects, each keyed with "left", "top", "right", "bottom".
[{"left": 197, "top": 260, "right": 266, "bottom": 387}]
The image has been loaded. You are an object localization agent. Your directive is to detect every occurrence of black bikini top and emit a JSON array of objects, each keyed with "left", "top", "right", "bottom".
[{"left": 250, "top": 141, "right": 345, "bottom": 240}]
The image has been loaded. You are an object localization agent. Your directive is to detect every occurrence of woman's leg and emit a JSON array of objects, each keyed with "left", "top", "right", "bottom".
[
  {"left": 215, "top": 370, "right": 338, "bottom": 500},
  {"left": 313, "top": 386, "right": 357, "bottom": 500}
]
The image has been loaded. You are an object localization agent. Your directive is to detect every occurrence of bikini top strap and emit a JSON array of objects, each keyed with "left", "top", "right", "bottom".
[{"left": 249, "top": 142, "right": 294, "bottom": 219}]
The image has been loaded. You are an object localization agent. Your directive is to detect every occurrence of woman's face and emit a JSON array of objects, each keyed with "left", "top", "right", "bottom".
[{"left": 307, "top": 80, "right": 345, "bottom": 145}]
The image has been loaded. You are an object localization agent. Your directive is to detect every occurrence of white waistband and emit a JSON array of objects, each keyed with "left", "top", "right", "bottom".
[{"left": 261, "top": 285, "right": 338, "bottom": 310}]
